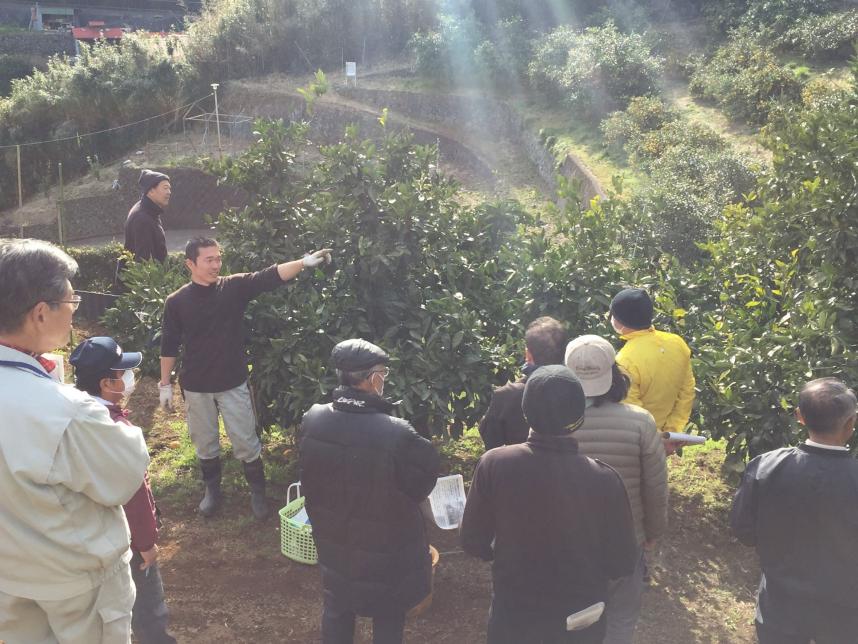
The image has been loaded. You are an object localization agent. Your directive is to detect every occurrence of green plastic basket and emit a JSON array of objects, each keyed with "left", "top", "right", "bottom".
[{"left": 279, "top": 483, "right": 318, "bottom": 565}]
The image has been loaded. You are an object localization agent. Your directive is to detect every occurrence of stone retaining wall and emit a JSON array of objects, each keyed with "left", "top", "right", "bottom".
[
  {"left": 226, "top": 90, "right": 498, "bottom": 185},
  {"left": 0, "top": 32, "right": 76, "bottom": 57},
  {"left": 337, "top": 87, "right": 605, "bottom": 203},
  {"left": 0, "top": 166, "right": 247, "bottom": 243}
]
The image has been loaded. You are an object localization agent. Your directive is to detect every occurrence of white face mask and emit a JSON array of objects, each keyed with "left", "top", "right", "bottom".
[{"left": 106, "top": 370, "right": 136, "bottom": 398}]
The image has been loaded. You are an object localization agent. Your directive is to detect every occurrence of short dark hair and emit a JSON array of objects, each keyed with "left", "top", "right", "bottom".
[
  {"left": 74, "top": 367, "right": 115, "bottom": 398},
  {"left": 798, "top": 378, "right": 857, "bottom": 435},
  {"left": 592, "top": 364, "right": 631, "bottom": 407},
  {"left": 525, "top": 316, "right": 568, "bottom": 366},
  {"left": 0, "top": 239, "right": 78, "bottom": 333},
  {"left": 185, "top": 237, "right": 219, "bottom": 262}
]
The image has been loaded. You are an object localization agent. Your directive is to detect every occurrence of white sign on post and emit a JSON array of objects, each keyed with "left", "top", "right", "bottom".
[{"left": 345, "top": 61, "right": 357, "bottom": 86}]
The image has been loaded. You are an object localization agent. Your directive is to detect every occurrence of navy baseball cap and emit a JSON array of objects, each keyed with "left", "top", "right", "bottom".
[{"left": 69, "top": 336, "right": 142, "bottom": 374}]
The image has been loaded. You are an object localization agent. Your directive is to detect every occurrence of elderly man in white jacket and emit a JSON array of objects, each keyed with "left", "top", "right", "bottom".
[{"left": 0, "top": 239, "right": 150, "bottom": 644}]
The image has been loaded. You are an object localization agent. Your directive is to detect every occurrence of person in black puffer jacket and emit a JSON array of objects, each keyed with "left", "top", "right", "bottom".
[{"left": 299, "top": 339, "right": 440, "bottom": 644}]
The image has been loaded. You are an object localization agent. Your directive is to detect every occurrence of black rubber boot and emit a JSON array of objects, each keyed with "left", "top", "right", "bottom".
[
  {"left": 198, "top": 457, "right": 223, "bottom": 518},
  {"left": 243, "top": 457, "right": 270, "bottom": 520}
]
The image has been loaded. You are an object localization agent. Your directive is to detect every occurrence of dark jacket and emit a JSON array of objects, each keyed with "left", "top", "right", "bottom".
[
  {"left": 479, "top": 379, "right": 528, "bottom": 450},
  {"left": 461, "top": 431, "right": 638, "bottom": 619},
  {"left": 124, "top": 195, "right": 167, "bottom": 263},
  {"left": 299, "top": 387, "right": 441, "bottom": 616},
  {"left": 160, "top": 266, "right": 282, "bottom": 393},
  {"left": 731, "top": 443, "right": 858, "bottom": 635}
]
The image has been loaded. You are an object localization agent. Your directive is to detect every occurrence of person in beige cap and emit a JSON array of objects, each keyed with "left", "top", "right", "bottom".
[{"left": 564, "top": 334, "right": 668, "bottom": 644}]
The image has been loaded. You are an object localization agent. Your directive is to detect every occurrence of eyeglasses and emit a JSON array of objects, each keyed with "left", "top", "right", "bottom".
[
  {"left": 49, "top": 295, "right": 82, "bottom": 312},
  {"left": 371, "top": 367, "right": 390, "bottom": 378}
]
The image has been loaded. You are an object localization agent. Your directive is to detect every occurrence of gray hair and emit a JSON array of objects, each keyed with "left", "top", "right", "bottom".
[
  {"left": 336, "top": 368, "right": 375, "bottom": 387},
  {"left": 0, "top": 239, "right": 78, "bottom": 333}
]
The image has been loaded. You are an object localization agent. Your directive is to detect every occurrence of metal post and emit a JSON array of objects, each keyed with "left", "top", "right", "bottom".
[
  {"left": 16, "top": 144, "right": 23, "bottom": 209},
  {"left": 57, "top": 162, "right": 64, "bottom": 244},
  {"left": 211, "top": 83, "right": 222, "bottom": 158}
]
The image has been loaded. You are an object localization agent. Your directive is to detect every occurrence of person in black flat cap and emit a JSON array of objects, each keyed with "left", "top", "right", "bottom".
[
  {"left": 123, "top": 169, "right": 171, "bottom": 263},
  {"left": 299, "top": 339, "right": 440, "bottom": 644},
  {"left": 461, "top": 365, "right": 638, "bottom": 644}
]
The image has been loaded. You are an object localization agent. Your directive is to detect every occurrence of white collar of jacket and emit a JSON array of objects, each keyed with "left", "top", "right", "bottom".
[{"left": 804, "top": 439, "right": 849, "bottom": 452}]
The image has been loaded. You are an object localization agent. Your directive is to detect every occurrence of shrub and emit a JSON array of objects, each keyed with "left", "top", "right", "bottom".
[
  {"left": 213, "top": 119, "right": 525, "bottom": 436},
  {"left": 799, "top": 77, "right": 855, "bottom": 111},
  {"left": 408, "top": 12, "right": 484, "bottom": 82},
  {"left": 601, "top": 95, "right": 678, "bottom": 154},
  {"left": 601, "top": 96, "right": 723, "bottom": 166},
  {"left": 777, "top": 9, "right": 858, "bottom": 61},
  {"left": 0, "top": 55, "right": 34, "bottom": 96},
  {"left": 409, "top": 30, "right": 449, "bottom": 79},
  {"left": 742, "top": 0, "right": 842, "bottom": 35},
  {"left": 634, "top": 144, "right": 758, "bottom": 258},
  {"left": 66, "top": 243, "right": 127, "bottom": 293},
  {"left": 0, "top": 36, "right": 189, "bottom": 211},
  {"left": 528, "top": 21, "right": 664, "bottom": 116},
  {"left": 473, "top": 17, "right": 534, "bottom": 85},
  {"left": 691, "top": 85, "right": 858, "bottom": 463},
  {"left": 688, "top": 29, "right": 803, "bottom": 125},
  {"left": 601, "top": 96, "right": 758, "bottom": 260},
  {"left": 101, "top": 255, "right": 189, "bottom": 375}
]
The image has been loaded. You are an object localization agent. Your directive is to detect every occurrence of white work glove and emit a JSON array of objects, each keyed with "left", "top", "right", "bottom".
[
  {"left": 302, "top": 248, "right": 333, "bottom": 268},
  {"left": 158, "top": 383, "right": 173, "bottom": 410}
]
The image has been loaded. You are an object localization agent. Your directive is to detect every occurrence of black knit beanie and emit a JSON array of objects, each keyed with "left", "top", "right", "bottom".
[
  {"left": 610, "top": 288, "right": 653, "bottom": 330},
  {"left": 522, "top": 365, "right": 586, "bottom": 435},
  {"left": 138, "top": 169, "right": 170, "bottom": 194}
]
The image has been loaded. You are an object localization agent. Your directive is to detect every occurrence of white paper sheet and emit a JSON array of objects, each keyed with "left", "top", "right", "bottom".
[{"left": 428, "top": 474, "right": 466, "bottom": 530}]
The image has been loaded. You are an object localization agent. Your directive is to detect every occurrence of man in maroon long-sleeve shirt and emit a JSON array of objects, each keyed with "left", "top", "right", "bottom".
[{"left": 70, "top": 336, "right": 177, "bottom": 644}]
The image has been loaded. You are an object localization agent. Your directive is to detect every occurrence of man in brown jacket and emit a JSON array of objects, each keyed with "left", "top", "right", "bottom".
[
  {"left": 462, "top": 365, "right": 638, "bottom": 644},
  {"left": 478, "top": 316, "right": 568, "bottom": 450}
]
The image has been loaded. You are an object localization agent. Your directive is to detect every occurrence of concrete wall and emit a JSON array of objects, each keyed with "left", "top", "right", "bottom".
[
  {"left": 0, "top": 32, "right": 76, "bottom": 57},
  {"left": 0, "top": 165, "right": 247, "bottom": 243},
  {"left": 336, "top": 87, "right": 605, "bottom": 203}
]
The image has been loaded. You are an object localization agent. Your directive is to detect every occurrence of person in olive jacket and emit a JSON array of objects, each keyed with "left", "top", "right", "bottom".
[{"left": 300, "top": 339, "right": 440, "bottom": 644}]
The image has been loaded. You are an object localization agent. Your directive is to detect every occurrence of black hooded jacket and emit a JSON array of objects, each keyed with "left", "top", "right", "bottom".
[{"left": 299, "top": 386, "right": 440, "bottom": 616}]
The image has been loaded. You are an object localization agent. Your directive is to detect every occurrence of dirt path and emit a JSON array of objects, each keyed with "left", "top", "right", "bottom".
[{"left": 662, "top": 80, "right": 770, "bottom": 164}]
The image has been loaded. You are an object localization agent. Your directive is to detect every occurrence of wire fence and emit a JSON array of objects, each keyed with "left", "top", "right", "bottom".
[{"left": 0, "top": 92, "right": 216, "bottom": 220}]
